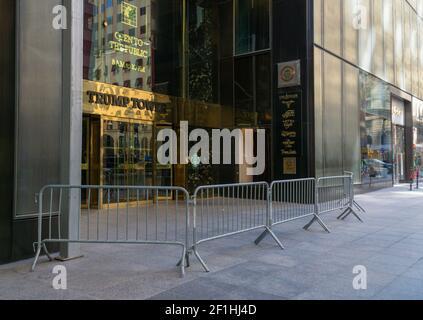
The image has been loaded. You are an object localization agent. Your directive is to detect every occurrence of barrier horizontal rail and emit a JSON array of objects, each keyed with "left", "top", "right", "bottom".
[
  {"left": 31, "top": 185, "right": 191, "bottom": 277},
  {"left": 191, "top": 182, "right": 284, "bottom": 272}
]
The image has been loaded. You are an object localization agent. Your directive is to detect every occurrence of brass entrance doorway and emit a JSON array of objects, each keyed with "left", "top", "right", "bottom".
[
  {"left": 82, "top": 115, "right": 173, "bottom": 206},
  {"left": 102, "top": 119, "right": 154, "bottom": 203},
  {"left": 82, "top": 116, "right": 101, "bottom": 207}
]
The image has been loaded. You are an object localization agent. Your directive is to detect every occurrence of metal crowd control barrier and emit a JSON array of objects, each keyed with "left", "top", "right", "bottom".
[
  {"left": 191, "top": 182, "right": 284, "bottom": 272},
  {"left": 269, "top": 178, "right": 330, "bottom": 233},
  {"left": 306, "top": 176, "right": 363, "bottom": 229},
  {"left": 344, "top": 171, "right": 366, "bottom": 213},
  {"left": 31, "top": 185, "right": 191, "bottom": 277},
  {"left": 31, "top": 177, "right": 367, "bottom": 275},
  {"left": 256, "top": 178, "right": 330, "bottom": 247}
]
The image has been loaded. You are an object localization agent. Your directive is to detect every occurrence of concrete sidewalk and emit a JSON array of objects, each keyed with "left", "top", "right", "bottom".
[{"left": 1, "top": 185, "right": 423, "bottom": 300}]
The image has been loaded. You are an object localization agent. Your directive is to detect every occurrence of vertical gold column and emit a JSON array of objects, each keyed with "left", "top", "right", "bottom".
[
  {"left": 182, "top": 0, "right": 188, "bottom": 100},
  {"left": 176, "top": 0, "right": 188, "bottom": 188}
]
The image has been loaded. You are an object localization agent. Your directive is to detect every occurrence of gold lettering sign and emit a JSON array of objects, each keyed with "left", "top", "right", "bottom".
[
  {"left": 283, "top": 158, "right": 297, "bottom": 175},
  {"left": 282, "top": 131, "right": 297, "bottom": 138},
  {"left": 83, "top": 80, "right": 172, "bottom": 123},
  {"left": 108, "top": 32, "right": 151, "bottom": 69},
  {"left": 279, "top": 91, "right": 301, "bottom": 176}
]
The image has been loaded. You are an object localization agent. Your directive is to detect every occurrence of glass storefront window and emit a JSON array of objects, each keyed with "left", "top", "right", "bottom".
[
  {"left": 234, "top": 53, "right": 271, "bottom": 126},
  {"left": 188, "top": 0, "right": 233, "bottom": 104},
  {"left": 83, "top": 0, "right": 271, "bottom": 188},
  {"left": 359, "top": 72, "right": 393, "bottom": 185},
  {"left": 235, "top": 0, "right": 270, "bottom": 55},
  {"left": 413, "top": 98, "right": 423, "bottom": 178},
  {"left": 323, "top": 0, "right": 341, "bottom": 57}
]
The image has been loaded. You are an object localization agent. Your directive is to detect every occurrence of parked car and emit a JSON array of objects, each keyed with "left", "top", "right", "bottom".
[{"left": 362, "top": 159, "right": 393, "bottom": 178}]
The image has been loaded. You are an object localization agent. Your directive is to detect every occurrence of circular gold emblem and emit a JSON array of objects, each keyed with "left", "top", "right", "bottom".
[{"left": 281, "top": 66, "right": 296, "bottom": 82}]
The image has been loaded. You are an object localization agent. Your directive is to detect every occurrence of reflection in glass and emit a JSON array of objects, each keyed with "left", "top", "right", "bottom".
[
  {"left": 234, "top": 56, "right": 254, "bottom": 112},
  {"left": 323, "top": 53, "right": 342, "bottom": 177},
  {"left": 393, "top": 125, "right": 405, "bottom": 183},
  {"left": 235, "top": 0, "right": 270, "bottom": 55},
  {"left": 102, "top": 120, "right": 153, "bottom": 203},
  {"left": 234, "top": 53, "right": 271, "bottom": 126},
  {"left": 413, "top": 99, "right": 423, "bottom": 178},
  {"left": 359, "top": 72, "right": 393, "bottom": 185},
  {"left": 83, "top": 0, "right": 182, "bottom": 96},
  {"left": 188, "top": 0, "right": 233, "bottom": 103},
  {"left": 323, "top": 0, "right": 341, "bottom": 56}
]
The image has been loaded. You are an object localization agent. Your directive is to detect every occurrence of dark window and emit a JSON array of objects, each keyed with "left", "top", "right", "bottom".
[
  {"left": 235, "top": 0, "right": 270, "bottom": 54},
  {"left": 136, "top": 78, "right": 144, "bottom": 88},
  {"left": 124, "top": 61, "right": 131, "bottom": 72}
]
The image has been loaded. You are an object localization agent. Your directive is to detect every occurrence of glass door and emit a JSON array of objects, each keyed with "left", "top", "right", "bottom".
[
  {"left": 102, "top": 118, "right": 155, "bottom": 204},
  {"left": 155, "top": 125, "right": 173, "bottom": 198},
  {"left": 103, "top": 120, "right": 130, "bottom": 203},
  {"left": 129, "top": 122, "right": 154, "bottom": 201},
  {"left": 81, "top": 117, "right": 89, "bottom": 205},
  {"left": 393, "top": 125, "right": 406, "bottom": 184},
  {"left": 82, "top": 116, "right": 101, "bottom": 207}
]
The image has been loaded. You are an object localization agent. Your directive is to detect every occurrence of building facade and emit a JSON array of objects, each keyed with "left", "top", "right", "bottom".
[
  {"left": 314, "top": 0, "right": 423, "bottom": 190},
  {"left": 1, "top": 0, "right": 423, "bottom": 263}
]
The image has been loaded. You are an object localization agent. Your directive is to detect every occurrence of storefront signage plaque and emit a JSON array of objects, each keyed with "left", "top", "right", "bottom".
[
  {"left": 279, "top": 91, "right": 302, "bottom": 176},
  {"left": 392, "top": 98, "right": 405, "bottom": 126},
  {"left": 83, "top": 80, "right": 172, "bottom": 123}
]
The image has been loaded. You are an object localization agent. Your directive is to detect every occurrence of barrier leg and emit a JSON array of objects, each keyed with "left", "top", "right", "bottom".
[
  {"left": 314, "top": 214, "right": 331, "bottom": 233},
  {"left": 337, "top": 208, "right": 350, "bottom": 220},
  {"left": 192, "top": 246, "right": 210, "bottom": 273},
  {"left": 353, "top": 201, "right": 366, "bottom": 213},
  {"left": 304, "top": 179, "right": 329, "bottom": 233},
  {"left": 179, "top": 246, "right": 186, "bottom": 278},
  {"left": 303, "top": 217, "right": 316, "bottom": 231},
  {"left": 43, "top": 243, "right": 54, "bottom": 262},
  {"left": 254, "top": 227, "right": 285, "bottom": 250},
  {"left": 185, "top": 251, "right": 191, "bottom": 268},
  {"left": 31, "top": 243, "right": 42, "bottom": 272},
  {"left": 254, "top": 229, "right": 269, "bottom": 245},
  {"left": 266, "top": 227, "right": 285, "bottom": 250},
  {"left": 341, "top": 207, "right": 364, "bottom": 223},
  {"left": 176, "top": 250, "right": 191, "bottom": 268},
  {"left": 303, "top": 215, "right": 330, "bottom": 233}
]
